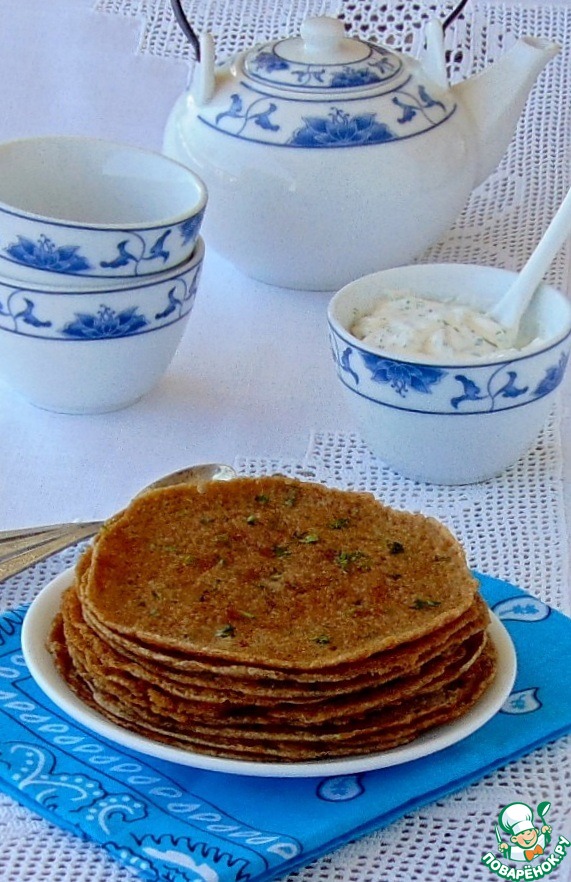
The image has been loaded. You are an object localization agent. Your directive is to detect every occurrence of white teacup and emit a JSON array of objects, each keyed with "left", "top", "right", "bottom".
[
  {"left": 0, "top": 136, "right": 207, "bottom": 285},
  {"left": 0, "top": 238, "right": 205, "bottom": 413}
]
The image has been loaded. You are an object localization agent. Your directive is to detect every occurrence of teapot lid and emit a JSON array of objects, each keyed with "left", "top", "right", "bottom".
[{"left": 242, "top": 17, "right": 403, "bottom": 93}]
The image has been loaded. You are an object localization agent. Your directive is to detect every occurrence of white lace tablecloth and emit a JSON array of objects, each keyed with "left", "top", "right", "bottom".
[{"left": 1, "top": 2, "right": 571, "bottom": 881}]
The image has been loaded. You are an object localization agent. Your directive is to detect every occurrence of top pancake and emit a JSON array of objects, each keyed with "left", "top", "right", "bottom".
[{"left": 79, "top": 476, "right": 479, "bottom": 670}]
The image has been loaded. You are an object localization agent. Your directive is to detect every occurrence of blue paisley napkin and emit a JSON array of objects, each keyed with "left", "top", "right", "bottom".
[{"left": 0, "top": 573, "right": 570, "bottom": 882}]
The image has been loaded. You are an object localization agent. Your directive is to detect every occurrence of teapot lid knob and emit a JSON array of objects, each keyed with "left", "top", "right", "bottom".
[
  {"left": 278, "top": 16, "right": 367, "bottom": 64},
  {"left": 300, "top": 17, "right": 345, "bottom": 54}
]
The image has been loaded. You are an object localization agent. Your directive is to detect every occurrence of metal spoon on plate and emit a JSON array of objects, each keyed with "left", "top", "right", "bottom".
[
  {"left": 489, "top": 185, "right": 571, "bottom": 346},
  {"left": 0, "top": 463, "right": 236, "bottom": 582}
]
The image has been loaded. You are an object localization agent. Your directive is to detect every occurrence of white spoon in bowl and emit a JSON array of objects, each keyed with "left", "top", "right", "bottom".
[{"left": 489, "top": 185, "right": 571, "bottom": 346}]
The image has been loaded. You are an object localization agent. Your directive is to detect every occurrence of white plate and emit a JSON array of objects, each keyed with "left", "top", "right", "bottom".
[{"left": 22, "top": 568, "right": 517, "bottom": 778}]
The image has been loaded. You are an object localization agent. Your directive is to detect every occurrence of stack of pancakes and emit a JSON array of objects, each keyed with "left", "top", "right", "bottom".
[{"left": 48, "top": 475, "right": 497, "bottom": 762}]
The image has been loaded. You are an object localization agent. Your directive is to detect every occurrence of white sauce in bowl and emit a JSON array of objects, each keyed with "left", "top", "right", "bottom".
[{"left": 351, "top": 291, "right": 541, "bottom": 361}]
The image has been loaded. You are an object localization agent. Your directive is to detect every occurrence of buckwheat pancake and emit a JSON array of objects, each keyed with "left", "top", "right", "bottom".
[
  {"left": 80, "top": 588, "right": 489, "bottom": 688},
  {"left": 48, "top": 608, "right": 497, "bottom": 760},
  {"left": 77, "top": 476, "right": 480, "bottom": 669},
  {"left": 74, "top": 561, "right": 490, "bottom": 691},
  {"left": 47, "top": 474, "right": 499, "bottom": 763},
  {"left": 57, "top": 581, "right": 488, "bottom": 723}
]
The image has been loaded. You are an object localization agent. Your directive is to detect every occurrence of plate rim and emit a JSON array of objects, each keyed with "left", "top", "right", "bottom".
[{"left": 21, "top": 567, "right": 517, "bottom": 778}]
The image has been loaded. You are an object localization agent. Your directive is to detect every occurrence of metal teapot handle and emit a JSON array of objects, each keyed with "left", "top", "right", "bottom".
[
  {"left": 170, "top": 0, "right": 201, "bottom": 61},
  {"left": 169, "top": 0, "right": 470, "bottom": 61},
  {"left": 443, "top": 0, "right": 470, "bottom": 31}
]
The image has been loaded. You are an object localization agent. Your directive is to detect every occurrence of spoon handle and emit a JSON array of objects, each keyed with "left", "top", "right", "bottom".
[
  {"left": 489, "top": 186, "right": 571, "bottom": 331},
  {"left": 0, "top": 522, "right": 102, "bottom": 543},
  {"left": 0, "top": 523, "right": 100, "bottom": 583}
]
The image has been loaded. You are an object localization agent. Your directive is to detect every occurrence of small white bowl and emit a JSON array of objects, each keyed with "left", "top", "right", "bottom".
[
  {"left": 328, "top": 263, "right": 571, "bottom": 484},
  {"left": 0, "top": 136, "right": 207, "bottom": 284},
  {"left": 0, "top": 238, "right": 205, "bottom": 414}
]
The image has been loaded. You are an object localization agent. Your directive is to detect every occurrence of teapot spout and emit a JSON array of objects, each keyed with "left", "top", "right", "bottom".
[{"left": 452, "top": 36, "right": 559, "bottom": 187}]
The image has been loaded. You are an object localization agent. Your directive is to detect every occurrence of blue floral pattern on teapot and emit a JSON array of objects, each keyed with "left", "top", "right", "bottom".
[{"left": 202, "top": 85, "right": 454, "bottom": 147}]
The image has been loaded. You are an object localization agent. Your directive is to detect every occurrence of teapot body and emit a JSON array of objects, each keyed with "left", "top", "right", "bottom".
[{"left": 164, "top": 32, "right": 479, "bottom": 290}]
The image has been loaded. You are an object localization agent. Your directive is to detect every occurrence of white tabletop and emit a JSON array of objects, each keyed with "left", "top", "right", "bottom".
[{"left": 0, "top": 0, "right": 570, "bottom": 531}]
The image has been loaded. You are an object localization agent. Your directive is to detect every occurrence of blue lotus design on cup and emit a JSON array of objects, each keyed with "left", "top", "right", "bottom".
[
  {"left": 5, "top": 234, "right": 91, "bottom": 274},
  {"left": 62, "top": 305, "right": 149, "bottom": 339},
  {"left": 360, "top": 352, "right": 447, "bottom": 397}
]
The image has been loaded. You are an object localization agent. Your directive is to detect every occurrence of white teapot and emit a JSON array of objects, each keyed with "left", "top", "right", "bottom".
[{"left": 163, "top": 9, "right": 558, "bottom": 290}]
